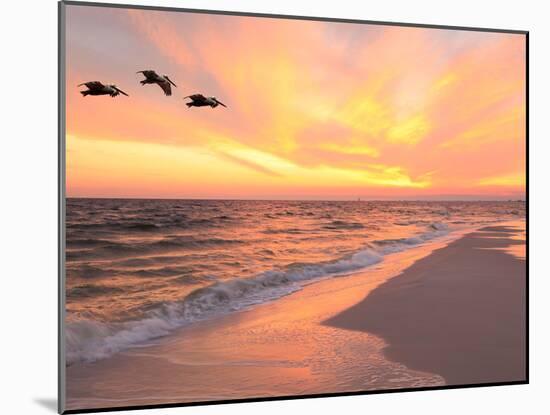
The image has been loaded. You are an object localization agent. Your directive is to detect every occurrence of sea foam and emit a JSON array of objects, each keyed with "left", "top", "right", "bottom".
[{"left": 65, "top": 222, "right": 449, "bottom": 365}]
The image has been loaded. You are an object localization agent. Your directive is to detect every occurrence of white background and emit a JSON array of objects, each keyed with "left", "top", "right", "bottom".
[{"left": 0, "top": 0, "right": 545, "bottom": 413}]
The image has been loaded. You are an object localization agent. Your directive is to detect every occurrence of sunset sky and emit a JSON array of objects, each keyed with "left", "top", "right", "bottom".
[{"left": 65, "top": 5, "right": 526, "bottom": 200}]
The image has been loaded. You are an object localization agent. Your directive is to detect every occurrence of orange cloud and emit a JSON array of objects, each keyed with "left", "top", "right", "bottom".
[{"left": 65, "top": 5, "right": 526, "bottom": 199}]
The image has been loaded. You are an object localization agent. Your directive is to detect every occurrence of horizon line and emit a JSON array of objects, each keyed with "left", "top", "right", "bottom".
[{"left": 66, "top": 196, "right": 526, "bottom": 202}]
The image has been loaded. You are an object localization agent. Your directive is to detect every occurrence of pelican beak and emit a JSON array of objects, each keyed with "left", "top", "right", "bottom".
[
  {"left": 115, "top": 87, "right": 129, "bottom": 97},
  {"left": 166, "top": 77, "right": 177, "bottom": 87}
]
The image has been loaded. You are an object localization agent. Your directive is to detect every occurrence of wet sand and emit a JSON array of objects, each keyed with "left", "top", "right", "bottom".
[{"left": 325, "top": 225, "right": 527, "bottom": 385}]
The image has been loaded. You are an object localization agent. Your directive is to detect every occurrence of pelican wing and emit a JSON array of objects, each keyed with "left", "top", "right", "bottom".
[
  {"left": 158, "top": 81, "right": 172, "bottom": 96},
  {"left": 79, "top": 81, "right": 104, "bottom": 90},
  {"left": 113, "top": 86, "right": 129, "bottom": 97},
  {"left": 185, "top": 94, "right": 206, "bottom": 102},
  {"left": 137, "top": 70, "right": 158, "bottom": 80}
]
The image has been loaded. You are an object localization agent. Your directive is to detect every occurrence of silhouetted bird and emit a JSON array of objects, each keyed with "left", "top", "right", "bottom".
[
  {"left": 136, "top": 70, "right": 177, "bottom": 96},
  {"left": 184, "top": 94, "right": 227, "bottom": 108},
  {"left": 78, "top": 81, "right": 129, "bottom": 97}
]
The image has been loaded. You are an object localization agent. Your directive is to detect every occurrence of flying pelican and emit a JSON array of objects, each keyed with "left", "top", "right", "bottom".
[
  {"left": 136, "top": 70, "right": 177, "bottom": 96},
  {"left": 184, "top": 94, "right": 227, "bottom": 109},
  {"left": 78, "top": 81, "right": 129, "bottom": 97}
]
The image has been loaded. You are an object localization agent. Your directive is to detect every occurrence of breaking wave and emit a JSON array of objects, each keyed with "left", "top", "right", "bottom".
[{"left": 65, "top": 222, "right": 449, "bottom": 365}]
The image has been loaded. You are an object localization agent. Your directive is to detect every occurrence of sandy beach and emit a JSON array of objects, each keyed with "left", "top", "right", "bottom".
[
  {"left": 326, "top": 224, "right": 527, "bottom": 385},
  {"left": 65, "top": 222, "right": 526, "bottom": 410}
]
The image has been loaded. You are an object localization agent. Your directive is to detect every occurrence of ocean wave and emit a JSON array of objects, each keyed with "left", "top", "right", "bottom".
[
  {"left": 67, "top": 221, "right": 162, "bottom": 232},
  {"left": 68, "top": 238, "right": 114, "bottom": 248},
  {"left": 124, "top": 223, "right": 164, "bottom": 231},
  {"left": 68, "top": 284, "right": 125, "bottom": 298},
  {"left": 394, "top": 220, "right": 414, "bottom": 226},
  {"left": 67, "top": 215, "right": 230, "bottom": 233},
  {"left": 66, "top": 247, "right": 381, "bottom": 365},
  {"left": 67, "top": 236, "right": 242, "bottom": 261},
  {"left": 112, "top": 255, "right": 188, "bottom": 268},
  {"left": 263, "top": 228, "right": 308, "bottom": 234},
  {"left": 66, "top": 264, "right": 117, "bottom": 279},
  {"left": 323, "top": 220, "right": 365, "bottom": 230},
  {"left": 372, "top": 222, "right": 449, "bottom": 254},
  {"left": 132, "top": 265, "right": 195, "bottom": 279},
  {"left": 65, "top": 223, "right": 450, "bottom": 365}
]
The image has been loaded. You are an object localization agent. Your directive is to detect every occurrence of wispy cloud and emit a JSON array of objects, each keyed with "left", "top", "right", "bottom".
[
  {"left": 65, "top": 5, "right": 526, "bottom": 199},
  {"left": 215, "top": 150, "right": 283, "bottom": 177}
]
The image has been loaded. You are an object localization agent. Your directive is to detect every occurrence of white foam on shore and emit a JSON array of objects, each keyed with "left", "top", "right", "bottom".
[{"left": 66, "top": 222, "right": 455, "bottom": 365}]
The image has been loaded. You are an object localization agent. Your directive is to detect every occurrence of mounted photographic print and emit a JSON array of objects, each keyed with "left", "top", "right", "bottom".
[{"left": 59, "top": 1, "right": 528, "bottom": 413}]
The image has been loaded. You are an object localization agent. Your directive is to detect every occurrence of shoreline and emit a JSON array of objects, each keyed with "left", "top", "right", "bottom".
[
  {"left": 65, "top": 220, "right": 469, "bottom": 366},
  {"left": 325, "top": 224, "right": 527, "bottom": 385},
  {"left": 65, "top": 221, "right": 526, "bottom": 410}
]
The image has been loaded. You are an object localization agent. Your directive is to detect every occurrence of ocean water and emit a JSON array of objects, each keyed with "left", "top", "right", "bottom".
[{"left": 65, "top": 199, "right": 525, "bottom": 365}]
